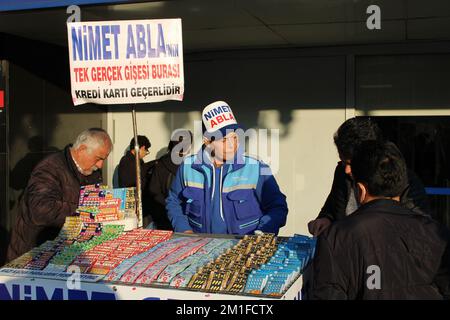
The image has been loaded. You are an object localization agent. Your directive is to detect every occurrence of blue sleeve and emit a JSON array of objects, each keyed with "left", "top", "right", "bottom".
[
  {"left": 165, "top": 164, "right": 192, "bottom": 232},
  {"left": 255, "top": 163, "right": 288, "bottom": 234}
]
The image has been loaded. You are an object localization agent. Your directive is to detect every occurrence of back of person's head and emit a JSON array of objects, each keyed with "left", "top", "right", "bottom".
[
  {"left": 334, "top": 117, "right": 383, "bottom": 161},
  {"left": 168, "top": 129, "right": 193, "bottom": 152},
  {"left": 351, "top": 141, "right": 408, "bottom": 198},
  {"left": 73, "top": 128, "right": 112, "bottom": 153},
  {"left": 130, "top": 135, "right": 151, "bottom": 151}
]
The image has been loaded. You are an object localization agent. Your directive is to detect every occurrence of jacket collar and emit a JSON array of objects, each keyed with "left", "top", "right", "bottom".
[
  {"left": 126, "top": 150, "right": 144, "bottom": 164},
  {"left": 64, "top": 144, "right": 84, "bottom": 183},
  {"left": 356, "top": 198, "right": 429, "bottom": 218}
]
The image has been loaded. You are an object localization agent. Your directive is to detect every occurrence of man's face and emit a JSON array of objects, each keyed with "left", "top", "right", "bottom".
[
  {"left": 78, "top": 142, "right": 111, "bottom": 175},
  {"left": 209, "top": 132, "right": 238, "bottom": 163},
  {"left": 138, "top": 146, "right": 149, "bottom": 159}
]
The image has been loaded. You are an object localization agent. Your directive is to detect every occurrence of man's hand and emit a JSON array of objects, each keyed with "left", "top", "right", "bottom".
[
  {"left": 184, "top": 230, "right": 194, "bottom": 234},
  {"left": 308, "top": 217, "right": 332, "bottom": 237}
]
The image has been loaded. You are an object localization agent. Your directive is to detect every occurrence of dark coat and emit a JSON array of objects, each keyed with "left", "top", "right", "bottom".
[
  {"left": 7, "top": 145, "right": 102, "bottom": 262},
  {"left": 318, "top": 162, "right": 432, "bottom": 221},
  {"left": 313, "top": 198, "right": 450, "bottom": 300},
  {"left": 117, "top": 151, "right": 148, "bottom": 189},
  {"left": 146, "top": 152, "right": 178, "bottom": 230},
  {"left": 118, "top": 151, "right": 153, "bottom": 222}
]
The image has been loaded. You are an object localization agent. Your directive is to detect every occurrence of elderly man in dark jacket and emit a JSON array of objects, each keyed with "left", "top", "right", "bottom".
[
  {"left": 7, "top": 128, "right": 112, "bottom": 262},
  {"left": 313, "top": 141, "right": 450, "bottom": 300}
]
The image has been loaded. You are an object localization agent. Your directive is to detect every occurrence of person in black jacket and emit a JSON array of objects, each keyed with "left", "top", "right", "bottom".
[
  {"left": 118, "top": 135, "right": 151, "bottom": 188},
  {"left": 313, "top": 141, "right": 450, "bottom": 300},
  {"left": 308, "top": 117, "right": 431, "bottom": 237},
  {"left": 147, "top": 129, "right": 192, "bottom": 230},
  {"left": 118, "top": 135, "right": 153, "bottom": 226}
]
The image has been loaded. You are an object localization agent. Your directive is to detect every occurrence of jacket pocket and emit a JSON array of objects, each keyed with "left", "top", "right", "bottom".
[
  {"left": 188, "top": 217, "right": 203, "bottom": 229},
  {"left": 238, "top": 218, "right": 260, "bottom": 230},
  {"left": 226, "top": 189, "right": 261, "bottom": 231},
  {"left": 227, "top": 189, "right": 260, "bottom": 219},
  {"left": 182, "top": 188, "right": 203, "bottom": 230}
]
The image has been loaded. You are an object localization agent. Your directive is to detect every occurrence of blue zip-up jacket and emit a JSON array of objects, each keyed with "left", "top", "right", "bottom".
[{"left": 166, "top": 148, "right": 288, "bottom": 235}]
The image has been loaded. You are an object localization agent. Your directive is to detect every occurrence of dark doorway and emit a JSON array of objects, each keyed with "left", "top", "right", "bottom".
[{"left": 374, "top": 116, "right": 450, "bottom": 227}]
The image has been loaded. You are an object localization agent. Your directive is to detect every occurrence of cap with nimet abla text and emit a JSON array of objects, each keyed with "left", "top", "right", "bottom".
[{"left": 202, "top": 101, "right": 241, "bottom": 140}]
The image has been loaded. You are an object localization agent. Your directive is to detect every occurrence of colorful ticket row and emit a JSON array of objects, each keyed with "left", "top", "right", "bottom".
[
  {"left": 6, "top": 239, "right": 67, "bottom": 270},
  {"left": 244, "top": 235, "right": 316, "bottom": 296},
  {"left": 163, "top": 238, "right": 237, "bottom": 288},
  {"left": 77, "top": 185, "right": 135, "bottom": 223},
  {"left": 44, "top": 224, "right": 125, "bottom": 272},
  {"left": 104, "top": 237, "right": 237, "bottom": 287},
  {"left": 70, "top": 229, "right": 172, "bottom": 275},
  {"left": 134, "top": 238, "right": 211, "bottom": 285},
  {"left": 187, "top": 233, "right": 279, "bottom": 294},
  {"left": 58, "top": 216, "right": 84, "bottom": 240},
  {"left": 113, "top": 237, "right": 205, "bottom": 284}
]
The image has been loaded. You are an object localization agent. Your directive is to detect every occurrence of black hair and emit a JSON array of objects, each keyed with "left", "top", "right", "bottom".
[
  {"left": 351, "top": 141, "right": 408, "bottom": 198},
  {"left": 333, "top": 117, "right": 383, "bottom": 161},
  {"left": 129, "top": 135, "right": 151, "bottom": 151}
]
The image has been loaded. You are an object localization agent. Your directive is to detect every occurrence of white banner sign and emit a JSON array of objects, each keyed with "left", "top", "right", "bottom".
[{"left": 67, "top": 19, "right": 184, "bottom": 106}]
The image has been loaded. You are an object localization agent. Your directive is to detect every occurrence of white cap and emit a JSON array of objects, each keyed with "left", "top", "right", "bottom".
[{"left": 202, "top": 101, "right": 239, "bottom": 138}]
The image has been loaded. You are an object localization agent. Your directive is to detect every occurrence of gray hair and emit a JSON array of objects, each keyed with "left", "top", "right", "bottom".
[{"left": 73, "top": 128, "right": 112, "bottom": 153}]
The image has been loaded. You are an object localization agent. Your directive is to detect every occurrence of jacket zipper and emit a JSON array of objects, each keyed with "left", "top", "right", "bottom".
[
  {"left": 211, "top": 164, "right": 225, "bottom": 222},
  {"left": 219, "top": 166, "right": 224, "bottom": 221},
  {"left": 211, "top": 164, "right": 215, "bottom": 201}
]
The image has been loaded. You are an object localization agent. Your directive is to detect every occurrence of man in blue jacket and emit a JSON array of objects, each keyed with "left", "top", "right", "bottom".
[{"left": 166, "top": 101, "right": 288, "bottom": 235}]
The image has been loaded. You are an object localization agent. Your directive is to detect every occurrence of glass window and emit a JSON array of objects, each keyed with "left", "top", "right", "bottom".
[
  {"left": 356, "top": 54, "right": 450, "bottom": 109},
  {"left": 373, "top": 116, "right": 450, "bottom": 227}
]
